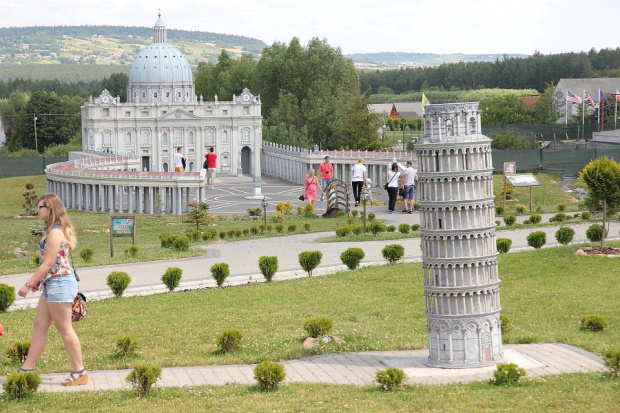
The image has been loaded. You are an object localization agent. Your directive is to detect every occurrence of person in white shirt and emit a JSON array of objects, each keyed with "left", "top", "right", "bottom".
[
  {"left": 401, "top": 160, "right": 418, "bottom": 213},
  {"left": 173, "top": 147, "right": 186, "bottom": 173},
  {"left": 351, "top": 158, "right": 367, "bottom": 207}
]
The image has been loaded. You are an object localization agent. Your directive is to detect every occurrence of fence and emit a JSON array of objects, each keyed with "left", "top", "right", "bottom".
[
  {"left": 0, "top": 156, "right": 68, "bottom": 178},
  {"left": 482, "top": 123, "right": 614, "bottom": 141}
]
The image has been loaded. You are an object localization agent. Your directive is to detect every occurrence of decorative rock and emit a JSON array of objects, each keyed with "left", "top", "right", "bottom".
[{"left": 303, "top": 337, "right": 316, "bottom": 348}]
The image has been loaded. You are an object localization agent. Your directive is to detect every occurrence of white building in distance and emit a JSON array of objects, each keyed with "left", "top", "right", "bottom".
[{"left": 80, "top": 14, "right": 262, "bottom": 180}]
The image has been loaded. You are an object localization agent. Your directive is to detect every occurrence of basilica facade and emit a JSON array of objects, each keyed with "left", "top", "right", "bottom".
[{"left": 80, "top": 14, "right": 262, "bottom": 176}]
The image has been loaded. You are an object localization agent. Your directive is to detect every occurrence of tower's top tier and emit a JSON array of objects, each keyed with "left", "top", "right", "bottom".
[{"left": 420, "top": 102, "right": 489, "bottom": 144}]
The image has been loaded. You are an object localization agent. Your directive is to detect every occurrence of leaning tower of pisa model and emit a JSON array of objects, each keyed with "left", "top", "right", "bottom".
[{"left": 416, "top": 102, "right": 503, "bottom": 368}]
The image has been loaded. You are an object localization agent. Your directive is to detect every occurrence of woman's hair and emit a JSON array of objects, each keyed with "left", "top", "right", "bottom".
[
  {"left": 307, "top": 169, "right": 315, "bottom": 177},
  {"left": 39, "top": 193, "right": 76, "bottom": 250},
  {"left": 356, "top": 158, "right": 365, "bottom": 164},
  {"left": 391, "top": 162, "right": 399, "bottom": 171}
]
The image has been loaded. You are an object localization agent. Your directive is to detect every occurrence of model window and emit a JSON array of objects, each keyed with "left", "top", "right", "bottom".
[
  {"left": 154, "top": 92, "right": 158, "bottom": 98},
  {"left": 125, "top": 111, "right": 131, "bottom": 117},
  {"left": 141, "top": 130, "right": 151, "bottom": 147},
  {"left": 222, "top": 130, "right": 229, "bottom": 143},
  {"left": 222, "top": 110, "right": 228, "bottom": 115},
  {"left": 174, "top": 130, "right": 182, "bottom": 146},
  {"left": 125, "top": 132, "right": 132, "bottom": 145},
  {"left": 103, "top": 131, "right": 111, "bottom": 147},
  {"left": 162, "top": 132, "right": 168, "bottom": 146},
  {"left": 102, "top": 108, "right": 109, "bottom": 117},
  {"left": 188, "top": 132, "right": 195, "bottom": 145},
  {"left": 206, "top": 130, "right": 214, "bottom": 145},
  {"left": 242, "top": 129, "right": 250, "bottom": 144},
  {"left": 243, "top": 106, "right": 250, "bottom": 115}
]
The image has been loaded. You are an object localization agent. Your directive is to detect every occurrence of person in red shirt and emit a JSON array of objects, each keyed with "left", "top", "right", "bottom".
[
  {"left": 318, "top": 155, "right": 333, "bottom": 201},
  {"left": 204, "top": 147, "right": 217, "bottom": 189}
]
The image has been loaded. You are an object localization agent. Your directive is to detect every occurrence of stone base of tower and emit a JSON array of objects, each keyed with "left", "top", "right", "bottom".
[{"left": 425, "top": 313, "right": 503, "bottom": 368}]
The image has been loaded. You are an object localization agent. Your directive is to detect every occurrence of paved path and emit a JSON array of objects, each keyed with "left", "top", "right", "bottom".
[{"left": 0, "top": 175, "right": 614, "bottom": 391}]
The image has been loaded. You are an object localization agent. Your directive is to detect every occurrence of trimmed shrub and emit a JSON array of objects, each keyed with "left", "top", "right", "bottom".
[
  {"left": 0, "top": 283, "right": 16, "bottom": 312},
  {"left": 172, "top": 235, "right": 190, "bottom": 252},
  {"left": 503, "top": 214, "right": 516, "bottom": 226},
  {"left": 552, "top": 212, "right": 568, "bottom": 222},
  {"left": 555, "top": 227, "right": 575, "bottom": 245},
  {"left": 6, "top": 340, "right": 30, "bottom": 362},
  {"left": 398, "top": 223, "right": 410, "bottom": 234},
  {"left": 500, "top": 314, "right": 511, "bottom": 333},
  {"left": 346, "top": 218, "right": 355, "bottom": 225},
  {"left": 288, "top": 224, "right": 297, "bottom": 232},
  {"left": 31, "top": 253, "right": 40, "bottom": 266},
  {"left": 125, "top": 245, "right": 139, "bottom": 256},
  {"left": 558, "top": 204, "right": 566, "bottom": 212},
  {"left": 126, "top": 364, "right": 161, "bottom": 398},
  {"left": 529, "top": 214, "right": 542, "bottom": 224},
  {"left": 210, "top": 263, "right": 230, "bottom": 287},
  {"left": 250, "top": 227, "right": 259, "bottom": 235},
  {"left": 235, "top": 230, "right": 242, "bottom": 238},
  {"left": 275, "top": 201, "right": 294, "bottom": 215},
  {"left": 580, "top": 315, "right": 608, "bottom": 332},
  {"left": 523, "top": 219, "right": 531, "bottom": 225},
  {"left": 303, "top": 223, "right": 311, "bottom": 231},
  {"left": 351, "top": 210, "right": 359, "bottom": 217},
  {"left": 368, "top": 221, "right": 386, "bottom": 236},
  {"left": 79, "top": 247, "right": 94, "bottom": 261},
  {"left": 271, "top": 211, "right": 286, "bottom": 223},
  {"left": 492, "top": 363, "right": 526, "bottom": 385},
  {"left": 352, "top": 225, "right": 364, "bottom": 235},
  {"left": 189, "top": 230, "right": 202, "bottom": 241},
  {"left": 298, "top": 251, "right": 323, "bottom": 276},
  {"left": 581, "top": 211, "right": 591, "bottom": 220},
  {"left": 496, "top": 238, "right": 512, "bottom": 254},
  {"left": 2, "top": 371, "right": 41, "bottom": 400},
  {"left": 254, "top": 361, "right": 285, "bottom": 390},
  {"left": 219, "top": 231, "right": 227, "bottom": 240},
  {"left": 161, "top": 267, "right": 183, "bottom": 291},
  {"left": 275, "top": 224, "right": 284, "bottom": 233},
  {"left": 495, "top": 205, "right": 505, "bottom": 215},
  {"left": 386, "top": 225, "right": 396, "bottom": 232},
  {"left": 526, "top": 231, "right": 546, "bottom": 249},
  {"left": 603, "top": 348, "right": 620, "bottom": 377},
  {"left": 216, "top": 328, "right": 243, "bottom": 352},
  {"left": 335, "top": 226, "right": 351, "bottom": 237},
  {"left": 515, "top": 204, "right": 527, "bottom": 214},
  {"left": 495, "top": 220, "right": 501, "bottom": 226},
  {"left": 367, "top": 212, "right": 376, "bottom": 220},
  {"left": 107, "top": 271, "right": 131, "bottom": 297},
  {"left": 258, "top": 256, "right": 278, "bottom": 282},
  {"left": 382, "top": 244, "right": 404, "bottom": 264},
  {"left": 340, "top": 247, "right": 365, "bottom": 270},
  {"left": 303, "top": 316, "right": 333, "bottom": 338},
  {"left": 227, "top": 229, "right": 236, "bottom": 238},
  {"left": 586, "top": 224, "right": 604, "bottom": 242},
  {"left": 116, "top": 336, "right": 140, "bottom": 358},
  {"left": 247, "top": 207, "right": 262, "bottom": 217},
  {"left": 376, "top": 367, "right": 405, "bottom": 391},
  {"left": 202, "top": 229, "right": 218, "bottom": 241},
  {"left": 411, "top": 224, "right": 420, "bottom": 231}
]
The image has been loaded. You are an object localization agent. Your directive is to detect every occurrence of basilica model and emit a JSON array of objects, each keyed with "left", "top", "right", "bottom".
[
  {"left": 416, "top": 102, "right": 503, "bottom": 368},
  {"left": 81, "top": 14, "right": 262, "bottom": 177}
]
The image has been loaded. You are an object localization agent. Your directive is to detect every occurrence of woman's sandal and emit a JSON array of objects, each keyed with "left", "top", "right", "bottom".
[
  {"left": 16, "top": 367, "right": 34, "bottom": 373},
  {"left": 61, "top": 368, "right": 88, "bottom": 386}
]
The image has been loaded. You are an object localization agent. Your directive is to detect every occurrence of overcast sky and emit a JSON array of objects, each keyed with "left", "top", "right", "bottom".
[{"left": 3, "top": 0, "right": 619, "bottom": 56}]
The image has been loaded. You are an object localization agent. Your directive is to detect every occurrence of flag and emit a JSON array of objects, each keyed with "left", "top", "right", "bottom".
[
  {"left": 584, "top": 91, "right": 595, "bottom": 106},
  {"left": 616, "top": 90, "right": 620, "bottom": 103},
  {"left": 422, "top": 93, "right": 430, "bottom": 114},
  {"left": 566, "top": 90, "right": 582, "bottom": 104},
  {"left": 600, "top": 90, "right": 610, "bottom": 108}
]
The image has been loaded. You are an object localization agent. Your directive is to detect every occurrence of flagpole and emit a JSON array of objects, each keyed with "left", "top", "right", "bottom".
[
  {"left": 598, "top": 89, "right": 602, "bottom": 131},
  {"left": 615, "top": 91, "right": 618, "bottom": 130},
  {"left": 565, "top": 90, "right": 568, "bottom": 127},
  {"left": 582, "top": 90, "right": 585, "bottom": 140}
]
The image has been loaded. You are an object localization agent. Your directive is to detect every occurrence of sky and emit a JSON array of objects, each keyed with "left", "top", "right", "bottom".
[{"left": 2, "top": 0, "right": 620, "bottom": 56}]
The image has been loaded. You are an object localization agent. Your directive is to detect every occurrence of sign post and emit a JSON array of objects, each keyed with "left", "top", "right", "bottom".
[{"left": 110, "top": 216, "right": 136, "bottom": 257}]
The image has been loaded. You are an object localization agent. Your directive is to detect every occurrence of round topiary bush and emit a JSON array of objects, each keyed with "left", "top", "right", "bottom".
[
  {"left": 303, "top": 316, "right": 333, "bottom": 338},
  {"left": 2, "top": 371, "right": 41, "bottom": 400},
  {"left": 580, "top": 314, "right": 608, "bottom": 332},
  {"left": 492, "top": 363, "right": 526, "bottom": 385},
  {"left": 376, "top": 367, "right": 405, "bottom": 391},
  {"left": 503, "top": 214, "right": 517, "bottom": 226},
  {"left": 0, "top": 283, "right": 16, "bottom": 312},
  {"left": 515, "top": 204, "right": 527, "bottom": 214},
  {"left": 495, "top": 205, "right": 505, "bottom": 215},
  {"left": 258, "top": 256, "right": 278, "bottom": 282},
  {"left": 500, "top": 314, "right": 511, "bottom": 333},
  {"left": 79, "top": 247, "right": 94, "bottom": 261},
  {"left": 496, "top": 238, "right": 512, "bottom": 254},
  {"left": 216, "top": 328, "right": 243, "bottom": 352},
  {"left": 553, "top": 212, "right": 568, "bottom": 222},
  {"left": 398, "top": 223, "right": 410, "bottom": 234},
  {"left": 555, "top": 227, "right": 575, "bottom": 245},
  {"left": 585, "top": 224, "right": 604, "bottom": 242},
  {"left": 254, "top": 361, "right": 285, "bottom": 390},
  {"left": 526, "top": 231, "right": 546, "bottom": 249},
  {"left": 581, "top": 211, "right": 591, "bottom": 220},
  {"left": 411, "top": 224, "right": 420, "bottom": 232},
  {"left": 172, "top": 235, "right": 190, "bottom": 252},
  {"left": 107, "top": 271, "right": 131, "bottom": 297},
  {"left": 340, "top": 247, "right": 365, "bottom": 270},
  {"left": 352, "top": 225, "right": 364, "bottom": 235},
  {"left": 368, "top": 221, "right": 386, "bottom": 236},
  {"left": 386, "top": 225, "right": 396, "bottom": 232},
  {"left": 161, "top": 267, "right": 183, "bottom": 291},
  {"left": 382, "top": 244, "right": 404, "bottom": 264},
  {"left": 528, "top": 214, "right": 542, "bottom": 224},
  {"left": 210, "top": 263, "right": 230, "bottom": 287},
  {"left": 335, "top": 226, "right": 352, "bottom": 237},
  {"left": 298, "top": 251, "right": 323, "bottom": 276}
]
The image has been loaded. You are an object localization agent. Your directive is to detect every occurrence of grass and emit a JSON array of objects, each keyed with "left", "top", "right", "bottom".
[{"left": 2, "top": 375, "right": 619, "bottom": 412}]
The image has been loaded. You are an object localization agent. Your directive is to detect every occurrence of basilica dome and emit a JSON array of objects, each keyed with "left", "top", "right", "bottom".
[{"left": 126, "top": 15, "right": 195, "bottom": 104}]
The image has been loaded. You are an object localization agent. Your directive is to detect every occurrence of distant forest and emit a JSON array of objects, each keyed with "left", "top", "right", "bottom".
[
  {"left": 0, "top": 25, "right": 267, "bottom": 54},
  {"left": 360, "top": 48, "right": 620, "bottom": 94}
]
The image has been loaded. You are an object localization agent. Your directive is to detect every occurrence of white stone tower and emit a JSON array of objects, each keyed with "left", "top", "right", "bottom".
[{"left": 416, "top": 102, "right": 503, "bottom": 368}]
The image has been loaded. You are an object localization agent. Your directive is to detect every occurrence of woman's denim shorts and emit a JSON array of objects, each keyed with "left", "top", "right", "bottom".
[{"left": 41, "top": 274, "right": 78, "bottom": 303}]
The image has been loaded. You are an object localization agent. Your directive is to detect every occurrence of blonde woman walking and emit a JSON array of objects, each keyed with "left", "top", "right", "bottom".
[{"left": 17, "top": 194, "right": 88, "bottom": 386}]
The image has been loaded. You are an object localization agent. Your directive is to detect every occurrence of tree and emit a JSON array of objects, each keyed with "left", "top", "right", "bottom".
[
  {"left": 533, "top": 82, "right": 563, "bottom": 123},
  {"left": 337, "top": 90, "right": 385, "bottom": 150},
  {"left": 185, "top": 201, "right": 211, "bottom": 230},
  {"left": 100, "top": 72, "right": 128, "bottom": 102},
  {"left": 480, "top": 94, "right": 535, "bottom": 124},
  {"left": 579, "top": 157, "right": 620, "bottom": 247},
  {"left": 194, "top": 50, "right": 256, "bottom": 101}
]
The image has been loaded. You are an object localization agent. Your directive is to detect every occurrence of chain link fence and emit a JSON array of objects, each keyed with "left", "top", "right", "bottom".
[{"left": 0, "top": 156, "right": 68, "bottom": 178}]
